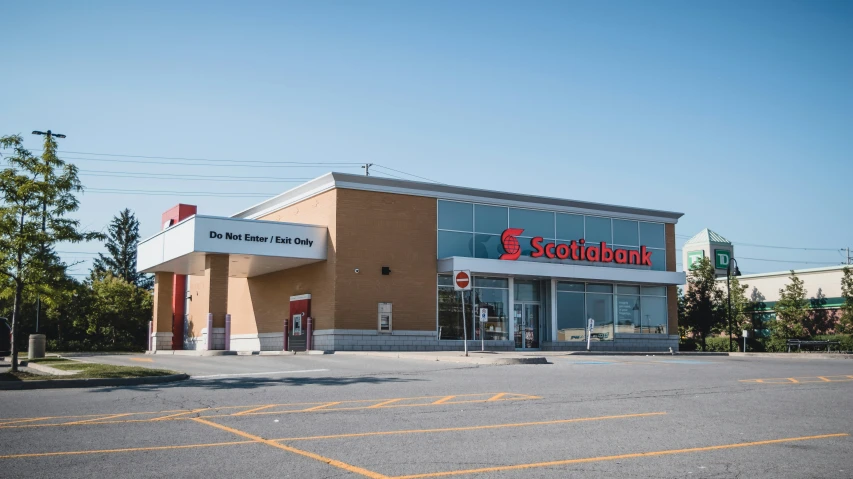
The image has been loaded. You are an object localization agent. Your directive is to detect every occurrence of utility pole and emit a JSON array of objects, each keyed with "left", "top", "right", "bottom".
[
  {"left": 31, "top": 130, "right": 66, "bottom": 333},
  {"left": 843, "top": 247, "right": 851, "bottom": 265},
  {"left": 362, "top": 163, "right": 373, "bottom": 177}
]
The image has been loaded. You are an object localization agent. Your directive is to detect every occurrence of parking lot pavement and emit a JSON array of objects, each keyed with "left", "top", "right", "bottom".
[{"left": 1, "top": 355, "right": 851, "bottom": 478}]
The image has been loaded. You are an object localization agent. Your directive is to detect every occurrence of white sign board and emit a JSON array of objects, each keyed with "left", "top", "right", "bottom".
[
  {"left": 453, "top": 270, "right": 472, "bottom": 291},
  {"left": 479, "top": 308, "right": 488, "bottom": 322}
]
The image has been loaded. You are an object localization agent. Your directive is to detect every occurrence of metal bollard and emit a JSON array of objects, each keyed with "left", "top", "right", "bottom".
[
  {"left": 283, "top": 319, "right": 289, "bottom": 351},
  {"left": 225, "top": 314, "right": 231, "bottom": 351},
  {"left": 306, "top": 316, "right": 313, "bottom": 351},
  {"left": 206, "top": 313, "right": 213, "bottom": 350}
]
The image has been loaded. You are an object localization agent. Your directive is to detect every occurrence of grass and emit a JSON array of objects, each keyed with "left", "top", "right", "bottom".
[{"left": 1, "top": 359, "right": 179, "bottom": 381}]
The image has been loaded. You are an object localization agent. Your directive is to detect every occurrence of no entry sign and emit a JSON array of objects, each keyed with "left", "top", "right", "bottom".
[{"left": 453, "top": 270, "right": 472, "bottom": 291}]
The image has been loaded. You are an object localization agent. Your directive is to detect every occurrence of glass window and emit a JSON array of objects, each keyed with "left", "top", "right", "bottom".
[
  {"left": 587, "top": 283, "right": 613, "bottom": 294},
  {"left": 474, "top": 205, "right": 507, "bottom": 234},
  {"left": 438, "top": 274, "right": 453, "bottom": 287},
  {"left": 585, "top": 216, "right": 611, "bottom": 244},
  {"left": 612, "top": 219, "right": 639, "bottom": 246},
  {"left": 617, "top": 285, "right": 640, "bottom": 295},
  {"left": 556, "top": 214, "right": 584, "bottom": 240},
  {"left": 649, "top": 248, "right": 666, "bottom": 271},
  {"left": 514, "top": 280, "right": 540, "bottom": 301},
  {"left": 641, "top": 286, "right": 667, "bottom": 296},
  {"left": 640, "top": 296, "right": 667, "bottom": 334},
  {"left": 639, "top": 222, "right": 665, "bottom": 249},
  {"left": 474, "top": 287, "right": 509, "bottom": 341},
  {"left": 615, "top": 295, "right": 641, "bottom": 333},
  {"left": 557, "top": 282, "right": 584, "bottom": 292},
  {"left": 556, "top": 292, "right": 585, "bottom": 341},
  {"left": 437, "top": 231, "right": 472, "bottom": 258},
  {"left": 586, "top": 293, "right": 613, "bottom": 340},
  {"left": 438, "top": 201, "right": 473, "bottom": 232},
  {"left": 474, "top": 234, "right": 503, "bottom": 259},
  {"left": 438, "top": 287, "right": 472, "bottom": 340},
  {"left": 509, "top": 208, "right": 554, "bottom": 238},
  {"left": 474, "top": 277, "right": 508, "bottom": 288}
]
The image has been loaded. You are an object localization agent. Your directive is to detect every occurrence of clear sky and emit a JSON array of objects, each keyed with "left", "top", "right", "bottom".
[{"left": 2, "top": 0, "right": 851, "bottom": 278}]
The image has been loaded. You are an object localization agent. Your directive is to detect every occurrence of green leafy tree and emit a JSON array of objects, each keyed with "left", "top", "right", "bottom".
[
  {"left": 839, "top": 267, "right": 853, "bottom": 334},
  {"left": 773, "top": 271, "right": 808, "bottom": 340},
  {"left": 718, "top": 274, "right": 750, "bottom": 349},
  {"left": 0, "top": 134, "right": 100, "bottom": 371},
  {"left": 83, "top": 275, "right": 152, "bottom": 350},
  {"left": 808, "top": 288, "right": 830, "bottom": 335},
  {"left": 92, "top": 209, "right": 151, "bottom": 289},
  {"left": 682, "top": 257, "right": 725, "bottom": 351}
]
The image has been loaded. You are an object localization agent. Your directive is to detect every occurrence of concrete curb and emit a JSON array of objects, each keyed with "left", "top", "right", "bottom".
[
  {"left": 566, "top": 351, "right": 730, "bottom": 356},
  {"left": 23, "top": 362, "right": 81, "bottom": 376},
  {"left": 335, "top": 351, "right": 549, "bottom": 365},
  {"left": 729, "top": 352, "right": 853, "bottom": 360},
  {"left": 0, "top": 373, "right": 189, "bottom": 391}
]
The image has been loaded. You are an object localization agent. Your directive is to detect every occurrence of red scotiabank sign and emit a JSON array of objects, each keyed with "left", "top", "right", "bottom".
[{"left": 499, "top": 228, "right": 652, "bottom": 266}]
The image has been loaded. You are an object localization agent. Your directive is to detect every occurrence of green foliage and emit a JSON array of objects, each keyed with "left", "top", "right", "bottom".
[
  {"left": 839, "top": 267, "right": 853, "bottom": 334},
  {"left": 810, "top": 334, "right": 853, "bottom": 353},
  {"left": 82, "top": 275, "right": 152, "bottom": 351},
  {"left": 0, "top": 134, "right": 101, "bottom": 370},
  {"left": 92, "top": 209, "right": 152, "bottom": 289},
  {"left": 702, "top": 336, "right": 733, "bottom": 352},
  {"left": 681, "top": 257, "right": 725, "bottom": 351},
  {"left": 773, "top": 271, "right": 809, "bottom": 340}
]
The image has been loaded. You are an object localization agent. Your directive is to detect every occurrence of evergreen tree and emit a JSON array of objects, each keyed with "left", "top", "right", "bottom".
[
  {"left": 839, "top": 267, "right": 853, "bottom": 334},
  {"left": 719, "top": 275, "right": 750, "bottom": 345},
  {"left": 0, "top": 134, "right": 100, "bottom": 371},
  {"left": 773, "top": 271, "right": 808, "bottom": 340},
  {"left": 682, "top": 257, "right": 725, "bottom": 351},
  {"left": 92, "top": 209, "right": 151, "bottom": 289},
  {"left": 808, "top": 288, "right": 829, "bottom": 335}
]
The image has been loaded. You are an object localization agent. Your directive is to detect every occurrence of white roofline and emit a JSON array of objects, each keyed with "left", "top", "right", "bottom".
[{"left": 734, "top": 264, "right": 851, "bottom": 280}]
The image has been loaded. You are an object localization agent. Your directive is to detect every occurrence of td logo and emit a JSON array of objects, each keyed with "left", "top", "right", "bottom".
[
  {"left": 687, "top": 251, "right": 704, "bottom": 270},
  {"left": 715, "top": 249, "right": 731, "bottom": 269}
]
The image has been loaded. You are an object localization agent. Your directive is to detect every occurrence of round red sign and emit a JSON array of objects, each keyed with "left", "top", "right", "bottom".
[{"left": 454, "top": 271, "right": 470, "bottom": 289}]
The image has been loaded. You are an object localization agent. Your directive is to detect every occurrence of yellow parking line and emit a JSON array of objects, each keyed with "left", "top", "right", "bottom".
[
  {"left": 62, "top": 413, "right": 133, "bottom": 426},
  {"left": 303, "top": 402, "right": 343, "bottom": 411},
  {"left": 130, "top": 357, "right": 154, "bottom": 362},
  {"left": 0, "top": 441, "right": 254, "bottom": 460},
  {"left": 151, "top": 408, "right": 210, "bottom": 421},
  {"left": 818, "top": 377, "right": 832, "bottom": 382},
  {"left": 368, "top": 399, "right": 403, "bottom": 409},
  {"left": 273, "top": 412, "right": 667, "bottom": 442},
  {"left": 431, "top": 396, "right": 455, "bottom": 405},
  {"left": 486, "top": 393, "right": 506, "bottom": 401},
  {"left": 193, "top": 417, "right": 389, "bottom": 479},
  {"left": 392, "top": 433, "right": 850, "bottom": 479},
  {"left": 232, "top": 404, "right": 277, "bottom": 416}
]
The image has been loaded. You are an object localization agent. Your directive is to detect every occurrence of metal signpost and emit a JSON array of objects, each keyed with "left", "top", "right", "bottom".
[
  {"left": 479, "top": 308, "right": 488, "bottom": 352},
  {"left": 587, "top": 318, "right": 595, "bottom": 351},
  {"left": 453, "top": 270, "right": 472, "bottom": 356}
]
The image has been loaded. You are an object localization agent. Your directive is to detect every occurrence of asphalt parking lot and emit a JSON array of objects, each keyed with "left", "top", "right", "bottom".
[{"left": 1, "top": 354, "right": 851, "bottom": 478}]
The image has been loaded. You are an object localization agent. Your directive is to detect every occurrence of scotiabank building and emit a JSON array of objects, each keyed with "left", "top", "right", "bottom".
[{"left": 139, "top": 173, "right": 686, "bottom": 353}]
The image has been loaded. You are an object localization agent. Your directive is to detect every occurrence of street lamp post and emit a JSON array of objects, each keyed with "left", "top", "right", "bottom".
[
  {"left": 726, "top": 257, "right": 741, "bottom": 352},
  {"left": 31, "top": 130, "right": 66, "bottom": 333}
]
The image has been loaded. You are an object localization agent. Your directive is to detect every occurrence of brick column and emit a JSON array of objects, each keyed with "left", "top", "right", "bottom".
[
  {"left": 203, "top": 254, "right": 230, "bottom": 350},
  {"left": 152, "top": 272, "right": 175, "bottom": 351}
]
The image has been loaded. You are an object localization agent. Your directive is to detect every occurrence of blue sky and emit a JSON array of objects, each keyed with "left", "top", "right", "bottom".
[{"left": 2, "top": 0, "right": 851, "bottom": 277}]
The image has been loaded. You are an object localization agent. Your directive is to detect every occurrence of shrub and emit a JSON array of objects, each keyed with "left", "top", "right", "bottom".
[{"left": 810, "top": 334, "right": 853, "bottom": 353}]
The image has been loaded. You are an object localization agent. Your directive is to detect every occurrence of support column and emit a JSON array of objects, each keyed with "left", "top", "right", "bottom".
[
  {"left": 202, "top": 254, "right": 230, "bottom": 350},
  {"left": 152, "top": 272, "right": 175, "bottom": 351}
]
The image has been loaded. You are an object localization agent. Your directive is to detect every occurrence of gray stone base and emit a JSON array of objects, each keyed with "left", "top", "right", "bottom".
[
  {"left": 543, "top": 334, "right": 679, "bottom": 352},
  {"left": 311, "top": 329, "right": 514, "bottom": 351}
]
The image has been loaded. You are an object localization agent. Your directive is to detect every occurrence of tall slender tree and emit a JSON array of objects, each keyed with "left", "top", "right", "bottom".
[
  {"left": 92, "top": 209, "right": 151, "bottom": 289},
  {"left": 0, "top": 134, "right": 100, "bottom": 371},
  {"left": 682, "top": 257, "right": 725, "bottom": 351},
  {"left": 773, "top": 271, "right": 808, "bottom": 340},
  {"left": 839, "top": 267, "right": 853, "bottom": 334}
]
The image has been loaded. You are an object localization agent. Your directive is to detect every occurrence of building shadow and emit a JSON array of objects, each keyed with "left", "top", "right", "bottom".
[{"left": 84, "top": 374, "right": 424, "bottom": 393}]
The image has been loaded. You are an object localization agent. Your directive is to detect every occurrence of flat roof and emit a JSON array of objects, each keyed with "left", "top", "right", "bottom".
[
  {"left": 729, "top": 264, "right": 851, "bottom": 281},
  {"left": 232, "top": 172, "right": 684, "bottom": 223}
]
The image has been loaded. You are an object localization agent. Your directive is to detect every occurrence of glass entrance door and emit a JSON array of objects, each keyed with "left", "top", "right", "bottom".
[{"left": 514, "top": 303, "right": 540, "bottom": 349}]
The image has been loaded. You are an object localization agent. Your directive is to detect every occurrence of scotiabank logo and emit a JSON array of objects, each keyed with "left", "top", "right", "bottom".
[
  {"left": 499, "top": 229, "right": 652, "bottom": 266},
  {"left": 499, "top": 228, "right": 524, "bottom": 260}
]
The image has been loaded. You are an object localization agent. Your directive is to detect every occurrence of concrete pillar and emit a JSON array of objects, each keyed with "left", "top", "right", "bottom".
[
  {"left": 152, "top": 272, "right": 175, "bottom": 351},
  {"left": 203, "top": 254, "right": 229, "bottom": 350}
]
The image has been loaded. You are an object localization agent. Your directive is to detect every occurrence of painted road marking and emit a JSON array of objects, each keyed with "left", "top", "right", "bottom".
[
  {"left": 392, "top": 433, "right": 850, "bottom": 479},
  {"left": 0, "top": 393, "right": 540, "bottom": 430},
  {"left": 190, "top": 368, "right": 329, "bottom": 379},
  {"left": 129, "top": 358, "right": 154, "bottom": 362},
  {"left": 740, "top": 375, "right": 853, "bottom": 384},
  {"left": 193, "top": 417, "right": 388, "bottom": 479},
  {"left": 0, "top": 412, "right": 663, "bottom": 461}
]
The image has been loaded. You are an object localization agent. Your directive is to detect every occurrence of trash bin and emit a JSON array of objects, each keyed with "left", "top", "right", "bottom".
[{"left": 28, "top": 334, "right": 46, "bottom": 359}]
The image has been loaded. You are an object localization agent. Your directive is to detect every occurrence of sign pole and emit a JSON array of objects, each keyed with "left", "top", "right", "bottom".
[
  {"left": 586, "top": 318, "right": 594, "bottom": 351},
  {"left": 461, "top": 291, "right": 468, "bottom": 357}
]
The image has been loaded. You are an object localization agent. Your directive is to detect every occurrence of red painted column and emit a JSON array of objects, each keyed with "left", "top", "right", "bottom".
[{"left": 160, "top": 204, "right": 197, "bottom": 350}]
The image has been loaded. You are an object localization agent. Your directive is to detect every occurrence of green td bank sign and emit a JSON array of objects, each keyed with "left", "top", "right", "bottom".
[{"left": 714, "top": 249, "right": 731, "bottom": 269}]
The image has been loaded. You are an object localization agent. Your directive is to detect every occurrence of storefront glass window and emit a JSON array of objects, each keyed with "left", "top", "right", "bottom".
[
  {"left": 587, "top": 283, "right": 613, "bottom": 294},
  {"left": 615, "top": 295, "right": 641, "bottom": 333},
  {"left": 640, "top": 296, "right": 667, "bottom": 334},
  {"left": 586, "top": 293, "right": 614, "bottom": 340},
  {"left": 557, "top": 281, "right": 584, "bottom": 292},
  {"left": 474, "top": 234, "right": 503, "bottom": 259},
  {"left": 438, "top": 231, "right": 473, "bottom": 258},
  {"left": 509, "top": 208, "right": 554, "bottom": 238},
  {"left": 474, "top": 279, "right": 509, "bottom": 341},
  {"left": 475, "top": 205, "right": 507, "bottom": 234},
  {"left": 514, "top": 280, "right": 540, "bottom": 302},
  {"left": 650, "top": 248, "right": 666, "bottom": 271},
  {"left": 585, "top": 216, "right": 612, "bottom": 244},
  {"left": 437, "top": 275, "right": 472, "bottom": 340},
  {"left": 613, "top": 219, "right": 639, "bottom": 246},
  {"left": 556, "top": 291, "right": 585, "bottom": 341},
  {"left": 639, "top": 222, "right": 665, "bottom": 249},
  {"left": 438, "top": 200, "right": 473, "bottom": 232},
  {"left": 556, "top": 214, "right": 584, "bottom": 240},
  {"left": 615, "top": 284, "right": 668, "bottom": 335}
]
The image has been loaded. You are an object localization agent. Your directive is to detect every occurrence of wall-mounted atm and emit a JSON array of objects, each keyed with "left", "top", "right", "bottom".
[{"left": 289, "top": 294, "right": 311, "bottom": 351}]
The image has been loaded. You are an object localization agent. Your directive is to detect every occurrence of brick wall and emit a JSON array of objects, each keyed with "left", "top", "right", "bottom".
[
  {"left": 153, "top": 272, "right": 174, "bottom": 333},
  {"left": 665, "top": 223, "right": 679, "bottom": 338}
]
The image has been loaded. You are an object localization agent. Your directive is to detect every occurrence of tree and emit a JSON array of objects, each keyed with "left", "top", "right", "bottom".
[
  {"left": 682, "top": 257, "right": 725, "bottom": 351},
  {"left": 83, "top": 274, "right": 152, "bottom": 350},
  {"left": 808, "top": 288, "right": 830, "bottom": 335},
  {"left": 92, "top": 209, "right": 151, "bottom": 289},
  {"left": 840, "top": 267, "right": 853, "bottom": 335},
  {"left": 773, "top": 271, "right": 808, "bottom": 340},
  {"left": 720, "top": 274, "right": 750, "bottom": 346},
  {"left": 0, "top": 134, "right": 100, "bottom": 371}
]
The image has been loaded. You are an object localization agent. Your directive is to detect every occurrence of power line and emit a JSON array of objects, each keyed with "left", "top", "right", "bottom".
[
  {"left": 78, "top": 170, "right": 314, "bottom": 183},
  {"left": 84, "top": 188, "right": 273, "bottom": 197},
  {"left": 58, "top": 155, "right": 363, "bottom": 169},
  {"left": 676, "top": 234, "right": 838, "bottom": 252},
  {"left": 47, "top": 149, "right": 364, "bottom": 166},
  {"left": 373, "top": 164, "right": 443, "bottom": 184}
]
